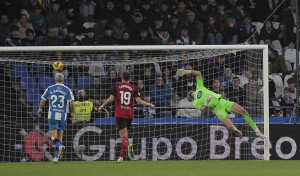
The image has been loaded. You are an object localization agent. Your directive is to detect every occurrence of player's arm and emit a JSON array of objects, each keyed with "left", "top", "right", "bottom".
[
  {"left": 176, "top": 69, "right": 202, "bottom": 80},
  {"left": 135, "top": 97, "right": 155, "bottom": 109},
  {"left": 98, "top": 95, "right": 115, "bottom": 112},
  {"left": 37, "top": 98, "right": 46, "bottom": 117}
]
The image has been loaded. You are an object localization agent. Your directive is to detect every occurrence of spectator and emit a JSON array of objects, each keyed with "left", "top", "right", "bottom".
[
  {"left": 0, "top": 0, "right": 20, "bottom": 21},
  {"left": 137, "top": 80, "right": 146, "bottom": 98},
  {"left": 118, "top": 31, "right": 132, "bottom": 45},
  {"left": 175, "top": 0, "right": 187, "bottom": 25},
  {"left": 62, "top": 29, "right": 79, "bottom": 46},
  {"left": 111, "top": 15, "right": 127, "bottom": 40},
  {"left": 176, "top": 92, "right": 202, "bottom": 118},
  {"left": 60, "top": 0, "right": 81, "bottom": 21},
  {"left": 227, "top": 76, "right": 246, "bottom": 106},
  {"left": 156, "top": 27, "right": 174, "bottom": 45},
  {"left": 231, "top": 1, "right": 249, "bottom": 26},
  {"left": 95, "top": 0, "right": 116, "bottom": 23},
  {"left": 0, "top": 14, "right": 11, "bottom": 46},
  {"left": 280, "top": 87, "right": 295, "bottom": 117},
  {"left": 134, "top": 28, "right": 155, "bottom": 45},
  {"left": 219, "top": 67, "right": 234, "bottom": 88},
  {"left": 285, "top": 0, "right": 297, "bottom": 34},
  {"left": 167, "top": 14, "right": 181, "bottom": 40},
  {"left": 214, "top": 1, "right": 229, "bottom": 29},
  {"left": 138, "top": 0, "right": 156, "bottom": 28},
  {"left": 159, "top": 1, "right": 171, "bottom": 26},
  {"left": 85, "top": 76, "right": 106, "bottom": 106},
  {"left": 99, "top": 26, "right": 118, "bottom": 45},
  {"left": 276, "top": 22, "right": 295, "bottom": 49},
  {"left": 258, "top": 90, "right": 277, "bottom": 116},
  {"left": 259, "top": 20, "right": 277, "bottom": 42},
  {"left": 239, "top": 16, "right": 258, "bottom": 44},
  {"left": 120, "top": 1, "right": 134, "bottom": 26},
  {"left": 81, "top": 28, "right": 99, "bottom": 45},
  {"left": 237, "top": 69, "right": 252, "bottom": 88},
  {"left": 103, "top": 69, "right": 121, "bottom": 95},
  {"left": 211, "top": 79, "right": 222, "bottom": 93},
  {"left": 286, "top": 78, "right": 296, "bottom": 100},
  {"left": 46, "top": 2, "right": 68, "bottom": 37},
  {"left": 41, "top": 27, "right": 62, "bottom": 46},
  {"left": 16, "top": 14, "right": 35, "bottom": 40},
  {"left": 196, "top": 0, "right": 213, "bottom": 25},
  {"left": 128, "top": 13, "right": 145, "bottom": 41},
  {"left": 211, "top": 55, "right": 228, "bottom": 78},
  {"left": 23, "top": 29, "right": 39, "bottom": 47},
  {"left": 244, "top": 78, "right": 261, "bottom": 116},
  {"left": 88, "top": 61, "right": 105, "bottom": 77},
  {"left": 115, "top": 52, "right": 134, "bottom": 76},
  {"left": 204, "top": 16, "right": 222, "bottom": 45},
  {"left": 265, "top": 38, "right": 289, "bottom": 75},
  {"left": 5, "top": 26, "right": 22, "bottom": 46},
  {"left": 29, "top": 5, "right": 47, "bottom": 36},
  {"left": 177, "top": 64, "right": 196, "bottom": 97},
  {"left": 162, "top": 67, "right": 176, "bottom": 88},
  {"left": 138, "top": 67, "right": 156, "bottom": 88},
  {"left": 222, "top": 17, "right": 239, "bottom": 44},
  {"left": 79, "top": 0, "right": 96, "bottom": 21},
  {"left": 93, "top": 15, "right": 108, "bottom": 39},
  {"left": 150, "top": 75, "right": 173, "bottom": 106},
  {"left": 149, "top": 16, "right": 163, "bottom": 39},
  {"left": 176, "top": 26, "right": 196, "bottom": 45},
  {"left": 142, "top": 92, "right": 156, "bottom": 118},
  {"left": 182, "top": 10, "right": 204, "bottom": 44}
]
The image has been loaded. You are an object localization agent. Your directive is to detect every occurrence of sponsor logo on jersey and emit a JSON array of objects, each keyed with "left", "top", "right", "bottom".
[{"left": 197, "top": 91, "right": 202, "bottom": 99}]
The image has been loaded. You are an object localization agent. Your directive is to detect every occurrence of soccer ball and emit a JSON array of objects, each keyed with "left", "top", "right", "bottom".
[{"left": 53, "top": 61, "right": 64, "bottom": 71}]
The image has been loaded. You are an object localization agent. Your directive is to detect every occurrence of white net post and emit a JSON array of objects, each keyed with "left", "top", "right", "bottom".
[{"left": 0, "top": 45, "right": 269, "bottom": 162}]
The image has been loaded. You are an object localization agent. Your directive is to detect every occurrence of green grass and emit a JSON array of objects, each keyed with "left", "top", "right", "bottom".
[{"left": 1, "top": 161, "right": 299, "bottom": 176}]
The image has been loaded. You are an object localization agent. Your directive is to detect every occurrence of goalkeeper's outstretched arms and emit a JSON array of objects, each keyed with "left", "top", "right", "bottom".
[{"left": 176, "top": 69, "right": 202, "bottom": 80}]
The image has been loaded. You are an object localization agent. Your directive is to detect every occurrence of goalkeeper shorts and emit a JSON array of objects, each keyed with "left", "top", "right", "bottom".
[{"left": 211, "top": 99, "right": 235, "bottom": 120}]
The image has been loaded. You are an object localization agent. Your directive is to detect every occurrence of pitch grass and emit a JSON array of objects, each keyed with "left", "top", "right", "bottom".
[{"left": 1, "top": 161, "right": 299, "bottom": 176}]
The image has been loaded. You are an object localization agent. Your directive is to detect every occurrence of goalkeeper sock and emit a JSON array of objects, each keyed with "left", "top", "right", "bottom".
[
  {"left": 243, "top": 113, "right": 259, "bottom": 132},
  {"left": 120, "top": 137, "right": 129, "bottom": 158}
]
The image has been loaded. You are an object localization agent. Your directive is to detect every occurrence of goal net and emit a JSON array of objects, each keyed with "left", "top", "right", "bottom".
[{"left": 0, "top": 45, "right": 269, "bottom": 162}]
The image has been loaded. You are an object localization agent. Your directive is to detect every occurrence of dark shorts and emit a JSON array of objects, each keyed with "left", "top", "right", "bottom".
[{"left": 116, "top": 117, "right": 132, "bottom": 131}]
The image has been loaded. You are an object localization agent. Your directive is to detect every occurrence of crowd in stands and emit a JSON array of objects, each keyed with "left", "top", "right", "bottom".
[{"left": 0, "top": 0, "right": 300, "bottom": 119}]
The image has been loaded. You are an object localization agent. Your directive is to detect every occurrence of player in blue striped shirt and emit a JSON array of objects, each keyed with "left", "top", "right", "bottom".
[{"left": 38, "top": 73, "right": 75, "bottom": 164}]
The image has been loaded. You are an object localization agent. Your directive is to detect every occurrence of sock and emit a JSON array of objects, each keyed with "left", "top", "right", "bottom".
[
  {"left": 55, "top": 150, "right": 59, "bottom": 158},
  {"left": 120, "top": 137, "right": 129, "bottom": 158},
  {"left": 243, "top": 113, "right": 258, "bottom": 131},
  {"left": 55, "top": 141, "right": 61, "bottom": 149}
]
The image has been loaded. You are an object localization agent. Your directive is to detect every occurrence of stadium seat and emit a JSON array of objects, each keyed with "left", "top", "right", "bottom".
[
  {"left": 20, "top": 77, "right": 38, "bottom": 91},
  {"left": 285, "top": 49, "right": 300, "bottom": 64},
  {"left": 284, "top": 74, "right": 294, "bottom": 87},
  {"left": 272, "top": 22, "right": 279, "bottom": 30},
  {"left": 251, "top": 22, "right": 264, "bottom": 35},
  {"left": 10, "top": 63, "right": 29, "bottom": 78},
  {"left": 75, "top": 35, "right": 85, "bottom": 41},
  {"left": 285, "top": 62, "right": 292, "bottom": 71},
  {"left": 77, "top": 76, "right": 92, "bottom": 90},
  {"left": 83, "top": 22, "right": 96, "bottom": 29},
  {"left": 270, "top": 74, "right": 284, "bottom": 98},
  {"left": 25, "top": 88, "right": 42, "bottom": 105},
  {"left": 30, "top": 63, "right": 46, "bottom": 71},
  {"left": 64, "top": 76, "right": 77, "bottom": 90},
  {"left": 39, "top": 77, "right": 56, "bottom": 90}
]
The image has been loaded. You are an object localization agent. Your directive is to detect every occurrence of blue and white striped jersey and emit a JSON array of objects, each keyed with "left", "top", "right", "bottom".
[{"left": 41, "top": 83, "right": 74, "bottom": 120}]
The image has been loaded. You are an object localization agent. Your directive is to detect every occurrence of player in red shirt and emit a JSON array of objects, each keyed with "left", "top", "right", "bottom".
[{"left": 98, "top": 70, "right": 155, "bottom": 163}]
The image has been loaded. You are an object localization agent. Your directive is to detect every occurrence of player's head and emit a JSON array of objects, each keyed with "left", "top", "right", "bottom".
[
  {"left": 187, "top": 91, "right": 195, "bottom": 102},
  {"left": 122, "top": 70, "right": 131, "bottom": 82},
  {"left": 55, "top": 73, "right": 64, "bottom": 83},
  {"left": 78, "top": 90, "right": 86, "bottom": 101}
]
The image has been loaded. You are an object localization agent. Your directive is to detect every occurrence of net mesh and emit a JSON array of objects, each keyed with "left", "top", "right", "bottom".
[{"left": 0, "top": 47, "right": 265, "bottom": 162}]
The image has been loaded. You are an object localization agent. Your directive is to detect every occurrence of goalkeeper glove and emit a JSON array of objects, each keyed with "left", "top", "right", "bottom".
[{"left": 176, "top": 69, "right": 191, "bottom": 76}]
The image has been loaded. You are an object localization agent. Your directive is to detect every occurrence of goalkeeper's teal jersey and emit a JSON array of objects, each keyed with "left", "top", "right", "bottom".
[{"left": 193, "top": 78, "right": 221, "bottom": 110}]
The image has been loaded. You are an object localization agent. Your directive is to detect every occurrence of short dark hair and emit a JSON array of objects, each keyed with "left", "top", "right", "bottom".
[
  {"left": 287, "top": 78, "right": 295, "bottom": 84},
  {"left": 283, "top": 87, "right": 291, "bottom": 92},
  {"left": 26, "top": 29, "right": 34, "bottom": 35},
  {"left": 122, "top": 70, "right": 131, "bottom": 81},
  {"left": 93, "top": 76, "right": 100, "bottom": 80}
]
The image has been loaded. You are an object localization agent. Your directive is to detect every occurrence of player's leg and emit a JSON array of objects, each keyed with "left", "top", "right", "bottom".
[
  {"left": 49, "top": 119, "right": 60, "bottom": 163},
  {"left": 126, "top": 119, "right": 134, "bottom": 159},
  {"left": 221, "top": 116, "right": 242, "bottom": 137},
  {"left": 116, "top": 118, "right": 130, "bottom": 163},
  {"left": 57, "top": 129, "right": 65, "bottom": 160},
  {"left": 230, "top": 103, "right": 266, "bottom": 138}
]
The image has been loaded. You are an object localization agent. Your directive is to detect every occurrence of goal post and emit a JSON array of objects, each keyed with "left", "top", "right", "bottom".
[{"left": 0, "top": 45, "right": 269, "bottom": 161}]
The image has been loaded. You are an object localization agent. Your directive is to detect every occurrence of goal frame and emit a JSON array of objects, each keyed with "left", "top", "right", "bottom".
[{"left": 0, "top": 45, "right": 269, "bottom": 160}]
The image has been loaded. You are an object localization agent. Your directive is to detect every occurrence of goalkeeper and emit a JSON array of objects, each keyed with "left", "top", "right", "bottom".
[{"left": 176, "top": 69, "right": 265, "bottom": 139}]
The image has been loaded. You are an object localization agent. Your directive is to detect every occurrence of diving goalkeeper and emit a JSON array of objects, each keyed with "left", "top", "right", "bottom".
[{"left": 176, "top": 69, "right": 266, "bottom": 139}]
